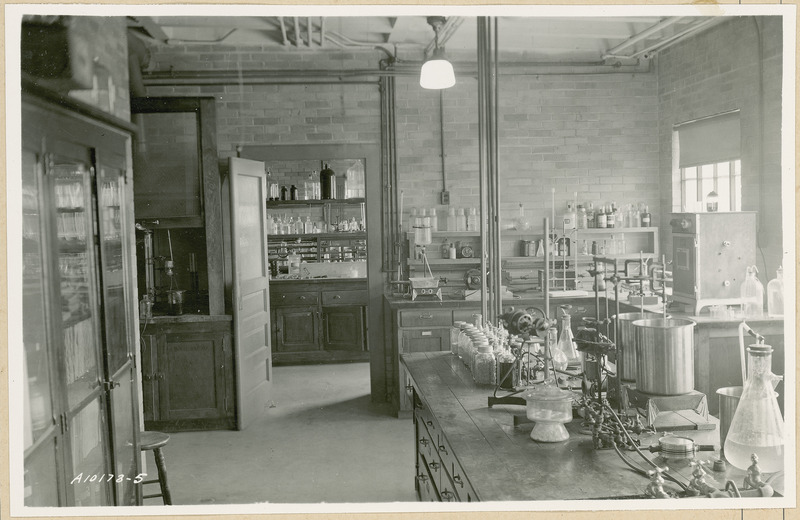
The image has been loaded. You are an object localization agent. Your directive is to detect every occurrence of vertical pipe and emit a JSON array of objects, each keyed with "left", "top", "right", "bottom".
[
  {"left": 307, "top": 17, "right": 313, "bottom": 48},
  {"left": 477, "top": 18, "right": 489, "bottom": 321},
  {"left": 490, "top": 17, "right": 501, "bottom": 323},
  {"left": 294, "top": 17, "right": 302, "bottom": 46},
  {"left": 544, "top": 218, "right": 550, "bottom": 319}
]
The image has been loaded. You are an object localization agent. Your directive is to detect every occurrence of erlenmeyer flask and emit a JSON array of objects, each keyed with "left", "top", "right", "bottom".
[
  {"left": 723, "top": 344, "right": 784, "bottom": 473},
  {"left": 557, "top": 306, "right": 581, "bottom": 369}
]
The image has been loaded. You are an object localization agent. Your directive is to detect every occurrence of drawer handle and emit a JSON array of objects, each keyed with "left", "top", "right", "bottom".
[
  {"left": 416, "top": 474, "right": 429, "bottom": 484},
  {"left": 428, "top": 461, "right": 440, "bottom": 471},
  {"left": 439, "top": 445, "right": 448, "bottom": 455},
  {"left": 426, "top": 420, "right": 434, "bottom": 428},
  {"left": 333, "top": 295, "right": 342, "bottom": 299},
  {"left": 299, "top": 295, "right": 306, "bottom": 300},
  {"left": 281, "top": 295, "right": 286, "bottom": 299},
  {"left": 453, "top": 475, "right": 464, "bottom": 487},
  {"left": 419, "top": 313, "right": 433, "bottom": 320},
  {"left": 419, "top": 438, "right": 429, "bottom": 447},
  {"left": 440, "top": 490, "right": 455, "bottom": 501}
]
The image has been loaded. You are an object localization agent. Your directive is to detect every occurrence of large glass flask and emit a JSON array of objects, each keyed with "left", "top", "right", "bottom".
[
  {"left": 556, "top": 307, "right": 581, "bottom": 370},
  {"left": 723, "top": 344, "right": 784, "bottom": 473}
]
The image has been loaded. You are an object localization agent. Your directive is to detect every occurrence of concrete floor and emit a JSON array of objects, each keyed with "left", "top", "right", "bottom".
[{"left": 142, "top": 362, "right": 416, "bottom": 505}]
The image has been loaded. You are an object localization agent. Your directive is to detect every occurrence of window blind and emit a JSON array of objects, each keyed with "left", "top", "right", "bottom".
[{"left": 675, "top": 111, "right": 741, "bottom": 168}]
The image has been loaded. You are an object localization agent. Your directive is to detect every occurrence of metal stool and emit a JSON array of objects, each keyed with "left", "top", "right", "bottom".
[{"left": 139, "top": 431, "right": 172, "bottom": 505}]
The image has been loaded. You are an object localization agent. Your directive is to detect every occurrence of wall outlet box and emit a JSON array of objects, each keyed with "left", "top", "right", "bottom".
[{"left": 440, "top": 191, "right": 450, "bottom": 205}]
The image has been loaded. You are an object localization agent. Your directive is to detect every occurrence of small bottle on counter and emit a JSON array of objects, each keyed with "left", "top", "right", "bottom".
[{"left": 449, "top": 242, "right": 456, "bottom": 259}]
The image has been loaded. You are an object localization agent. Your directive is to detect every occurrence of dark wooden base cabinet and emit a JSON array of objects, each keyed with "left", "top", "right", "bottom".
[
  {"left": 141, "top": 317, "right": 235, "bottom": 431},
  {"left": 271, "top": 280, "right": 368, "bottom": 365}
]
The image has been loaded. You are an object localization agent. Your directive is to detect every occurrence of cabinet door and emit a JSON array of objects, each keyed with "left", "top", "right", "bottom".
[
  {"left": 401, "top": 329, "right": 449, "bottom": 353},
  {"left": 322, "top": 306, "right": 365, "bottom": 351},
  {"left": 274, "top": 307, "right": 320, "bottom": 352},
  {"left": 140, "top": 333, "right": 159, "bottom": 422},
  {"left": 158, "top": 331, "right": 229, "bottom": 420}
]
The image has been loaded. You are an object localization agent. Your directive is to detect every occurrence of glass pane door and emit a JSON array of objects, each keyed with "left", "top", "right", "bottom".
[
  {"left": 96, "top": 165, "right": 130, "bottom": 375},
  {"left": 68, "top": 396, "right": 112, "bottom": 506},
  {"left": 50, "top": 160, "right": 103, "bottom": 409},
  {"left": 109, "top": 369, "right": 138, "bottom": 505}
]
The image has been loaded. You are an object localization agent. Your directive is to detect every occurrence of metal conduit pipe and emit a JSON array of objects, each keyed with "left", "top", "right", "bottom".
[
  {"left": 424, "top": 16, "right": 464, "bottom": 56},
  {"left": 490, "top": 17, "right": 501, "bottom": 323},
  {"left": 477, "top": 17, "right": 490, "bottom": 321},
  {"left": 279, "top": 17, "right": 289, "bottom": 46},
  {"left": 602, "top": 16, "right": 683, "bottom": 59},
  {"left": 294, "top": 17, "right": 302, "bottom": 46},
  {"left": 320, "top": 17, "right": 326, "bottom": 47},
  {"left": 307, "top": 17, "right": 313, "bottom": 48},
  {"left": 628, "top": 18, "right": 718, "bottom": 59}
]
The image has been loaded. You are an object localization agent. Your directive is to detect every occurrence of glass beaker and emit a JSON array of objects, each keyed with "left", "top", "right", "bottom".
[
  {"left": 723, "top": 344, "right": 784, "bottom": 473},
  {"left": 740, "top": 265, "right": 764, "bottom": 318}
]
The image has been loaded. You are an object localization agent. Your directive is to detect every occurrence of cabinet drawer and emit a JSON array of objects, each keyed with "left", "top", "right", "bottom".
[
  {"left": 401, "top": 329, "right": 449, "bottom": 353},
  {"left": 416, "top": 452, "right": 438, "bottom": 501},
  {"left": 452, "top": 309, "right": 481, "bottom": 324},
  {"left": 272, "top": 291, "right": 319, "bottom": 306},
  {"left": 436, "top": 432, "right": 476, "bottom": 502},
  {"left": 322, "top": 289, "right": 367, "bottom": 306},
  {"left": 400, "top": 309, "right": 452, "bottom": 327}
]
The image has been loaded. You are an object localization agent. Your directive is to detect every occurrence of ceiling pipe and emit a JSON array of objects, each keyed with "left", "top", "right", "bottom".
[
  {"left": 602, "top": 16, "right": 683, "bottom": 60},
  {"left": 307, "top": 17, "right": 313, "bottom": 48},
  {"left": 628, "top": 17, "right": 718, "bottom": 59},
  {"left": 324, "top": 30, "right": 396, "bottom": 58},
  {"left": 320, "top": 17, "right": 326, "bottom": 47}
]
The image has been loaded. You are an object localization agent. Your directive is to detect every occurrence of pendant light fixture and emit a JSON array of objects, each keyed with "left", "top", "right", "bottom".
[{"left": 420, "top": 16, "right": 456, "bottom": 90}]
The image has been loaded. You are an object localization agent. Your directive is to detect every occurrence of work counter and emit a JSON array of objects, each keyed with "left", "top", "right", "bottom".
[{"left": 401, "top": 351, "right": 776, "bottom": 502}]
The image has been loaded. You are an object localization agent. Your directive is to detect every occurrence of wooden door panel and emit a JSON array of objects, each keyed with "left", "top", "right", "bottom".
[
  {"left": 161, "top": 332, "right": 225, "bottom": 420},
  {"left": 323, "top": 306, "right": 365, "bottom": 351},
  {"left": 275, "top": 308, "right": 320, "bottom": 352}
]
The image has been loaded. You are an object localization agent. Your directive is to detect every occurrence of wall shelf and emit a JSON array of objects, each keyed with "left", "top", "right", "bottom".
[{"left": 267, "top": 198, "right": 365, "bottom": 208}]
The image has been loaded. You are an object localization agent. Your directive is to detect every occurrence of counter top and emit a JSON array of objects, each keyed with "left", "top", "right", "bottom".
[
  {"left": 270, "top": 277, "right": 367, "bottom": 284},
  {"left": 143, "top": 314, "right": 232, "bottom": 325},
  {"left": 401, "top": 351, "right": 768, "bottom": 502}
]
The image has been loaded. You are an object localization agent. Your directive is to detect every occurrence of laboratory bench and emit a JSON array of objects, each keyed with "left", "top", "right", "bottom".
[{"left": 402, "top": 351, "right": 778, "bottom": 502}]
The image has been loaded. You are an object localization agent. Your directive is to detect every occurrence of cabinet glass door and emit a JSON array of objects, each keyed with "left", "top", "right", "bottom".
[
  {"left": 68, "top": 395, "right": 112, "bottom": 506},
  {"left": 50, "top": 160, "right": 103, "bottom": 409}
]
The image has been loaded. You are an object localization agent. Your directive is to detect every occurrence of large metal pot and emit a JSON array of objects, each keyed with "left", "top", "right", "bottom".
[
  {"left": 633, "top": 318, "right": 696, "bottom": 395},
  {"left": 612, "top": 313, "right": 647, "bottom": 382}
]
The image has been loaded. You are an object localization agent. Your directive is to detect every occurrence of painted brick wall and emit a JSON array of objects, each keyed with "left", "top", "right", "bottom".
[
  {"left": 395, "top": 71, "right": 661, "bottom": 234},
  {"left": 656, "top": 16, "right": 784, "bottom": 275}
]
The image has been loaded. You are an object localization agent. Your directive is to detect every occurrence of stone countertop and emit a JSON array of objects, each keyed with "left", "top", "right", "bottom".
[{"left": 269, "top": 277, "right": 367, "bottom": 284}]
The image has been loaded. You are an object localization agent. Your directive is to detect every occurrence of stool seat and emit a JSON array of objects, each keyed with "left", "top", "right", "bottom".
[
  {"left": 139, "top": 431, "right": 172, "bottom": 505},
  {"left": 140, "top": 431, "right": 170, "bottom": 451}
]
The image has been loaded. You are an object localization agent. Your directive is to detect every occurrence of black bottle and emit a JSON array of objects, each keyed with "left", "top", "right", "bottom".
[
  {"left": 290, "top": 185, "right": 298, "bottom": 200},
  {"left": 280, "top": 185, "right": 288, "bottom": 201},
  {"left": 320, "top": 163, "right": 337, "bottom": 200}
]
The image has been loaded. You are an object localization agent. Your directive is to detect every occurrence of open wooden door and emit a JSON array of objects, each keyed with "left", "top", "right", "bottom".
[{"left": 228, "top": 157, "right": 272, "bottom": 430}]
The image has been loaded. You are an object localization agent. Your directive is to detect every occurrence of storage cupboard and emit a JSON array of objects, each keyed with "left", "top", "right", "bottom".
[{"left": 21, "top": 84, "right": 141, "bottom": 507}]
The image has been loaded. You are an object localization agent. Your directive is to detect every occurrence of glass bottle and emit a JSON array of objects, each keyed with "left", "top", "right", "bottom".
[
  {"left": 515, "top": 203, "right": 530, "bottom": 231},
  {"left": 596, "top": 205, "right": 607, "bottom": 229},
  {"left": 441, "top": 238, "right": 450, "bottom": 259},
  {"left": 287, "top": 216, "right": 296, "bottom": 234},
  {"left": 467, "top": 208, "right": 478, "bottom": 232},
  {"left": 562, "top": 202, "right": 576, "bottom": 230},
  {"left": 280, "top": 185, "right": 288, "bottom": 201},
  {"left": 267, "top": 168, "right": 279, "bottom": 200},
  {"left": 313, "top": 170, "right": 321, "bottom": 199},
  {"left": 473, "top": 343, "right": 497, "bottom": 385},
  {"left": 586, "top": 202, "right": 596, "bottom": 229},
  {"left": 740, "top": 265, "right": 764, "bottom": 318},
  {"left": 320, "top": 163, "right": 336, "bottom": 200},
  {"left": 558, "top": 307, "right": 581, "bottom": 368},
  {"left": 303, "top": 216, "right": 313, "bottom": 234},
  {"left": 290, "top": 185, "right": 299, "bottom": 200},
  {"left": 577, "top": 204, "right": 587, "bottom": 229},
  {"left": 723, "top": 344, "right": 784, "bottom": 473},
  {"left": 446, "top": 207, "right": 456, "bottom": 232},
  {"left": 641, "top": 204, "right": 652, "bottom": 227},
  {"left": 606, "top": 204, "right": 615, "bottom": 229},
  {"left": 430, "top": 208, "right": 438, "bottom": 232},
  {"left": 304, "top": 173, "right": 314, "bottom": 200},
  {"left": 457, "top": 208, "right": 467, "bottom": 232},
  {"left": 767, "top": 266, "right": 784, "bottom": 317}
]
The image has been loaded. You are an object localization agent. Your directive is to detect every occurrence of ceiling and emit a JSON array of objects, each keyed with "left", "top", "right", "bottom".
[{"left": 127, "top": 15, "right": 726, "bottom": 64}]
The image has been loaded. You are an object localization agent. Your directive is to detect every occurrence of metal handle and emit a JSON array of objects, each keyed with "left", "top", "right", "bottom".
[
  {"left": 299, "top": 295, "right": 306, "bottom": 300},
  {"left": 440, "top": 490, "right": 455, "bottom": 501},
  {"left": 419, "top": 438, "right": 429, "bottom": 447},
  {"left": 722, "top": 240, "right": 731, "bottom": 247},
  {"left": 723, "top": 280, "right": 731, "bottom": 287},
  {"left": 426, "top": 420, "right": 434, "bottom": 428},
  {"left": 439, "top": 445, "right": 448, "bottom": 455},
  {"left": 453, "top": 475, "right": 464, "bottom": 487},
  {"left": 416, "top": 474, "right": 428, "bottom": 483},
  {"left": 419, "top": 313, "right": 433, "bottom": 320},
  {"left": 333, "top": 294, "right": 342, "bottom": 299},
  {"left": 428, "top": 461, "right": 440, "bottom": 471}
]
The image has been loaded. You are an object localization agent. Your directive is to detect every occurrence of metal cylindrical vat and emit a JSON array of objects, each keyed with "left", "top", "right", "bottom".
[
  {"left": 716, "top": 386, "right": 743, "bottom": 456},
  {"left": 633, "top": 318, "right": 696, "bottom": 395},
  {"left": 612, "top": 313, "right": 646, "bottom": 382}
]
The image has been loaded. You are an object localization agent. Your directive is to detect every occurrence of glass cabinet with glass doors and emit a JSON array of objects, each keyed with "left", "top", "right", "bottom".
[{"left": 20, "top": 84, "right": 141, "bottom": 507}]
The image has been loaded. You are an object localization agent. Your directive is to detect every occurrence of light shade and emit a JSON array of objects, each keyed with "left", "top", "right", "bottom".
[{"left": 420, "top": 54, "right": 455, "bottom": 89}]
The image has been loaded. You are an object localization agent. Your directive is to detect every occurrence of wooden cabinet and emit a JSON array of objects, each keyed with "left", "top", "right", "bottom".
[
  {"left": 270, "top": 281, "right": 368, "bottom": 364},
  {"left": 140, "top": 319, "right": 235, "bottom": 431},
  {"left": 21, "top": 85, "right": 140, "bottom": 507}
]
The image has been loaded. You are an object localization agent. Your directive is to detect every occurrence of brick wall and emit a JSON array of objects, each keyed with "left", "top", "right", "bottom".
[
  {"left": 656, "top": 16, "right": 784, "bottom": 274},
  {"left": 395, "top": 70, "right": 661, "bottom": 237}
]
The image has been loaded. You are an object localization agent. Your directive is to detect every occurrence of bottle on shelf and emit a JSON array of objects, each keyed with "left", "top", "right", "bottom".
[
  {"left": 430, "top": 208, "right": 438, "bottom": 232},
  {"left": 294, "top": 217, "right": 304, "bottom": 234},
  {"left": 267, "top": 168, "right": 279, "bottom": 201},
  {"left": 313, "top": 170, "right": 321, "bottom": 199},
  {"left": 304, "top": 173, "right": 315, "bottom": 200},
  {"left": 596, "top": 205, "right": 607, "bottom": 229},
  {"left": 441, "top": 238, "right": 450, "bottom": 259},
  {"left": 457, "top": 208, "right": 467, "bottom": 232},
  {"left": 303, "top": 216, "right": 313, "bottom": 234},
  {"left": 280, "top": 185, "right": 288, "bottom": 201},
  {"left": 577, "top": 204, "right": 587, "bottom": 230},
  {"left": 467, "top": 208, "right": 478, "bottom": 232},
  {"left": 562, "top": 202, "right": 576, "bottom": 231},
  {"left": 287, "top": 216, "right": 295, "bottom": 234},
  {"left": 617, "top": 233, "right": 626, "bottom": 255},
  {"left": 445, "top": 207, "right": 455, "bottom": 232},
  {"left": 586, "top": 202, "right": 596, "bottom": 228},
  {"left": 267, "top": 216, "right": 277, "bottom": 235},
  {"left": 606, "top": 204, "right": 615, "bottom": 229},
  {"left": 767, "top": 266, "right": 784, "bottom": 317},
  {"left": 608, "top": 234, "right": 616, "bottom": 255},
  {"left": 320, "top": 163, "right": 336, "bottom": 200},
  {"left": 641, "top": 204, "right": 652, "bottom": 227},
  {"left": 615, "top": 205, "right": 624, "bottom": 228},
  {"left": 290, "top": 185, "right": 299, "bottom": 200},
  {"left": 449, "top": 242, "right": 457, "bottom": 260}
]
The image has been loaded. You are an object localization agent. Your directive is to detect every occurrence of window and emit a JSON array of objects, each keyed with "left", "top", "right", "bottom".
[{"left": 673, "top": 111, "right": 742, "bottom": 212}]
